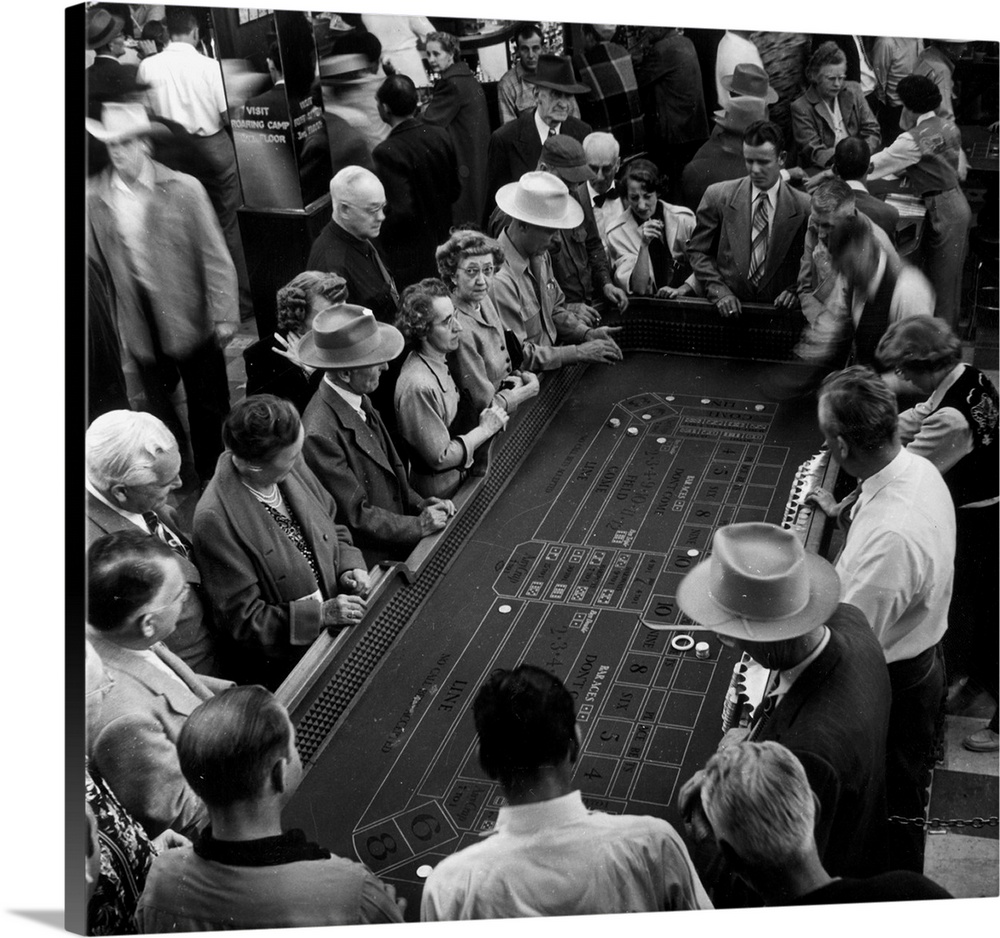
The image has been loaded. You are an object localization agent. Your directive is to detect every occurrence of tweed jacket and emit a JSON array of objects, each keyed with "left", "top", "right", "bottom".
[
  {"left": 687, "top": 176, "right": 811, "bottom": 304},
  {"left": 192, "top": 453, "right": 364, "bottom": 680},
  {"left": 86, "top": 492, "right": 215, "bottom": 675},
  {"left": 86, "top": 160, "right": 238, "bottom": 363},
  {"left": 791, "top": 82, "right": 881, "bottom": 174},
  {"left": 301, "top": 381, "right": 427, "bottom": 566},
  {"left": 87, "top": 633, "right": 233, "bottom": 840}
]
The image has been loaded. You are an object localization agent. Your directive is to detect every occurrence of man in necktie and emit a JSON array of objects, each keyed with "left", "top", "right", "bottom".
[
  {"left": 85, "top": 410, "right": 217, "bottom": 675},
  {"left": 810, "top": 366, "right": 955, "bottom": 873},
  {"left": 299, "top": 304, "right": 455, "bottom": 567},
  {"left": 686, "top": 120, "right": 811, "bottom": 319},
  {"left": 675, "top": 522, "right": 891, "bottom": 905},
  {"left": 583, "top": 132, "right": 624, "bottom": 254}
]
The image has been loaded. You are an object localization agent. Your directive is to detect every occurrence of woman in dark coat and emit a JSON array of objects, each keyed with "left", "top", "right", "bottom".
[
  {"left": 421, "top": 31, "right": 490, "bottom": 227},
  {"left": 193, "top": 395, "right": 369, "bottom": 689}
]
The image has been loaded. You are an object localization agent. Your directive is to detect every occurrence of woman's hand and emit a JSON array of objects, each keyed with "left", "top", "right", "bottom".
[
  {"left": 478, "top": 403, "right": 509, "bottom": 436},
  {"left": 322, "top": 594, "right": 367, "bottom": 630},
  {"left": 272, "top": 331, "right": 315, "bottom": 375},
  {"left": 639, "top": 218, "right": 664, "bottom": 244}
]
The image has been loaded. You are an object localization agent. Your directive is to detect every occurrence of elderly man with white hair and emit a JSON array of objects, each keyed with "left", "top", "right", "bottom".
[
  {"left": 581, "top": 132, "right": 625, "bottom": 251},
  {"left": 681, "top": 741, "right": 951, "bottom": 905},
  {"left": 307, "top": 165, "right": 399, "bottom": 326},
  {"left": 86, "top": 410, "right": 216, "bottom": 675}
]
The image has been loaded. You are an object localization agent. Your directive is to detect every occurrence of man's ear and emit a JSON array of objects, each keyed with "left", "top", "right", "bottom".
[
  {"left": 138, "top": 613, "right": 157, "bottom": 640},
  {"left": 568, "top": 724, "right": 582, "bottom": 764},
  {"left": 778, "top": 149, "right": 787, "bottom": 169},
  {"left": 109, "top": 483, "right": 129, "bottom": 505}
]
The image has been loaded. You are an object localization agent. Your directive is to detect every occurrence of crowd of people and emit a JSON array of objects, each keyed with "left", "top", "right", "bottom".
[{"left": 84, "top": 6, "right": 997, "bottom": 933}]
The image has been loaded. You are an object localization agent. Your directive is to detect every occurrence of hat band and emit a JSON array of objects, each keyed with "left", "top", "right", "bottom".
[{"left": 706, "top": 582, "right": 810, "bottom": 623}]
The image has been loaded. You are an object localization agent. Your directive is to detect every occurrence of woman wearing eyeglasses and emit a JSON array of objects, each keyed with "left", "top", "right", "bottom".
[{"left": 193, "top": 395, "right": 369, "bottom": 689}]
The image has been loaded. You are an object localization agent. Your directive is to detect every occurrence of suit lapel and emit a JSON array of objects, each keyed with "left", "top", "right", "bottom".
[
  {"left": 514, "top": 114, "right": 541, "bottom": 177},
  {"left": 726, "top": 178, "right": 752, "bottom": 276},
  {"left": 763, "top": 631, "right": 842, "bottom": 737},
  {"left": 762, "top": 182, "right": 803, "bottom": 285},
  {"left": 323, "top": 383, "right": 395, "bottom": 475}
]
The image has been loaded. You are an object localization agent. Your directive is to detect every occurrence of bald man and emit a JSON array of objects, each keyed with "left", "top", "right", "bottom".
[{"left": 307, "top": 166, "right": 400, "bottom": 325}]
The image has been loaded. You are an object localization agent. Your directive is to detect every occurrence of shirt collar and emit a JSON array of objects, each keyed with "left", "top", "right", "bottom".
[
  {"left": 194, "top": 827, "right": 331, "bottom": 866},
  {"left": 915, "top": 110, "right": 937, "bottom": 126},
  {"left": 86, "top": 478, "right": 150, "bottom": 531},
  {"left": 165, "top": 41, "right": 198, "bottom": 55},
  {"left": 325, "top": 374, "right": 365, "bottom": 419},
  {"left": 534, "top": 107, "right": 558, "bottom": 144},
  {"left": 751, "top": 176, "right": 781, "bottom": 212},
  {"left": 863, "top": 247, "right": 889, "bottom": 300},
  {"left": 845, "top": 179, "right": 869, "bottom": 193},
  {"left": 495, "top": 790, "right": 588, "bottom": 836},
  {"left": 857, "top": 447, "right": 910, "bottom": 507},
  {"left": 924, "top": 362, "right": 966, "bottom": 410},
  {"left": 111, "top": 158, "right": 155, "bottom": 194},
  {"left": 775, "top": 626, "right": 831, "bottom": 696},
  {"left": 498, "top": 229, "right": 529, "bottom": 277},
  {"left": 330, "top": 218, "right": 368, "bottom": 247}
]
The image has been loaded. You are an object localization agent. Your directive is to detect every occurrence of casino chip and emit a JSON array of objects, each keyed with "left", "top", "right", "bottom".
[
  {"left": 642, "top": 413, "right": 652, "bottom": 420},
  {"left": 626, "top": 427, "right": 639, "bottom": 436},
  {"left": 609, "top": 417, "right": 621, "bottom": 428},
  {"left": 498, "top": 604, "right": 512, "bottom": 614},
  {"left": 416, "top": 865, "right": 434, "bottom": 878}
]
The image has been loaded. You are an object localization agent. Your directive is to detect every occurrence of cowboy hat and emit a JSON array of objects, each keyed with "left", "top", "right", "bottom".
[
  {"left": 721, "top": 63, "right": 779, "bottom": 104},
  {"left": 540, "top": 135, "right": 596, "bottom": 184},
  {"left": 85, "top": 103, "right": 168, "bottom": 143},
  {"left": 86, "top": 8, "right": 124, "bottom": 50},
  {"left": 297, "top": 304, "right": 404, "bottom": 370},
  {"left": 676, "top": 523, "right": 840, "bottom": 641},
  {"left": 522, "top": 53, "right": 591, "bottom": 95},
  {"left": 713, "top": 96, "right": 769, "bottom": 133},
  {"left": 495, "top": 172, "right": 584, "bottom": 229}
]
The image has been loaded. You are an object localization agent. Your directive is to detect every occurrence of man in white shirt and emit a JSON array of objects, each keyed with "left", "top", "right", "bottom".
[
  {"left": 87, "top": 531, "right": 233, "bottom": 839},
  {"left": 421, "top": 664, "right": 712, "bottom": 919},
  {"left": 582, "top": 131, "right": 625, "bottom": 251},
  {"left": 138, "top": 8, "right": 251, "bottom": 319},
  {"left": 813, "top": 366, "right": 955, "bottom": 873}
]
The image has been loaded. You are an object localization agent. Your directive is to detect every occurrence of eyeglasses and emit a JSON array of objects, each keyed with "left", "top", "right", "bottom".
[
  {"left": 458, "top": 265, "right": 495, "bottom": 280},
  {"left": 431, "top": 313, "right": 459, "bottom": 330},
  {"left": 342, "top": 201, "right": 386, "bottom": 218}
]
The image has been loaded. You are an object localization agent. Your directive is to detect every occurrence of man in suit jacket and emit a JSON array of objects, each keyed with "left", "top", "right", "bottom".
[
  {"left": 86, "top": 410, "right": 216, "bottom": 675},
  {"left": 832, "top": 137, "right": 899, "bottom": 242},
  {"left": 676, "top": 523, "right": 891, "bottom": 906},
  {"left": 86, "top": 103, "right": 238, "bottom": 484},
  {"left": 298, "top": 305, "right": 455, "bottom": 567},
  {"left": 486, "top": 54, "right": 593, "bottom": 221},
  {"left": 373, "top": 74, "right": 460, "bottom": 290},
  {"left": 687, "top": 120, "right": 811, "bottom": 318},
  {"left": 87, "top": 531, "right": 233, "bottom": 840},
  {"left": 86, "top": 7, "right": 138, "bottom": 117}
]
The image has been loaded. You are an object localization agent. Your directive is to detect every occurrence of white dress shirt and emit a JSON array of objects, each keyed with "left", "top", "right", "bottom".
[
  {"left": 836, "top": 448, "right": 955, "bottom": 663},
  {"left": 324, "top": 375, "right": 366, "bottom": 421},
  {"left": 138, "top": 41, "right": 227, "bottom": 136}
]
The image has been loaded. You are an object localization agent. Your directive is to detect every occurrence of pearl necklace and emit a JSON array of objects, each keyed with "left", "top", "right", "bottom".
[{"left": 241, "top": 480, "right": 283, "bottom": 508}]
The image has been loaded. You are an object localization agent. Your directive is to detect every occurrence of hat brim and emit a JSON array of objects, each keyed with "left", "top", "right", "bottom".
[
  {"left": 676, "top": 551, "right": 841, "bottom": 641},
  {"left": 495, "top": 181, "right": 584, "bottom": 230},
  {"left": 87, "top": 14, "right": 125, "bottom": 50},
  {"left": 720, "top": 77, "right": 779, "bottom": 105},
  {"left": 296, "top": 322, "right": 404, "bottom": 370},
  {"left": 522, "top": 75, "right": 592, "bottom": 95},
  {"left": 85, "top": 118, "right": 171, "bottom": 142},
  {"left": 554, "top": 164, "right": 597, "bottom": 184}
]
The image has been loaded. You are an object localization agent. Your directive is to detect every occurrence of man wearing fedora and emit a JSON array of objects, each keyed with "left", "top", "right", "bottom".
[
  {"left": 86, "top": 7, "right": 138, "bottom": 107},
  {"left": 497, "top": 23, "right": 582, "bottom": 125},
  {"left": 86, "top": 102, "right": 239, "bottom": 486},
  {"left": 487, "top": 136, "right": 627, "bottom": 315},
  {"left": 486, "top": 54, "right": 593, "bottom": 219},
  {"left": 299, "top": 305, "right": 455, "bottom": 568},
  {"left": 492, "top": 172, "right": 623, "bottom": 372},
  {"left": 675, "top": 522, "right": 891, "bottom": 904},
  {"left": 810, "top": 366, "right": 955, "bottom": 872},
  {"left": 686, "top": 119, "right": 811, "bottom": 317},
  {"left": 715, "top": 33, "right": 767, "bottom": 109}
]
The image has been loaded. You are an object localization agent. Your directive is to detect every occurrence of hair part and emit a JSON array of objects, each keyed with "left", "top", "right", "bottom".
[
  {"left": 223, "top": 395, "right": 301, "bottom": 462},
  {"left": 87, "top": 530, "right": 175, "bottom": 632},
  {"left": 700, "top": 742, "right": 816, "bottom": 872},
  {"left": 474, "top": 664, "right": 577, "bottom": 789},
  {"left": 819, "top": 365, "right": 898, "bottom": 453},
  {"left": 178, "top": 686, "right": 293, "bottom": 808},
  {"left": 743, "top": 119, "right": 785, "bottom": 154},
  {"left": 395, "top": 278, "right": 451, "bottom": 343},
  {"left": 86, "top": 410, "right": 177, "bottom": 491}
]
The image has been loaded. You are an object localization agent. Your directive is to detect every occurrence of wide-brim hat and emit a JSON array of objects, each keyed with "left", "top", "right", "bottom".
[
  {"left": 713, "top": 96, "right": 769, "bottom": 133},
  {"left": 721, "top": 63, "right": 779, "bottom": 104},
  {"left": 496, "top": 171, "right": 584, "bottom": 229},
  {"left": 522, "top": 53, "right": 591, "bottom": 95},
  {"left": 676, "top": 523, "right": 840, "bottom": 641},
  {"left": 297, "top": 304, "right": 404, "bottom": 370},
  {"left": 318, "top": 53, "right": 374, "bottom": 85},
  {"left": 85, "top": 102, "right": 169, "bottom": 143},
  {"left": 541, "top": 135, "right": 596, "bottom": 184},
  {"left": 87, "top": 8, "right": 124, "bottom": 49}
]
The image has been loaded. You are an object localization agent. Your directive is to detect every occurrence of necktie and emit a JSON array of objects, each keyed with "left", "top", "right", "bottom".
[
  {"left": 527, "top": 254, "right": 557, "bottom": 342},
  {"left": 746, "top": 672, "right": 781, "bottom": 741},
  {"left": 748, "top": 191, "right": 770, "bottom": 287},
  {"left": 546, "top": 124, "right": 558, "bottom": 140},
  {"left": 367, "top": 242, "right": 400, "bottom": 309},
  {"left": 142, "top": 511, "right": 190, "bottom": 559},
  {"left": 593, "top": 187, "right": 619, "bottom": 208}
]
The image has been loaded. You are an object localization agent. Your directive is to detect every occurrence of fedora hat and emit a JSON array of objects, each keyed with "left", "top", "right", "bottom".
[
  {"left": 496, "top": 171, "right": 584, "bottom": 229},
  {"left": 721, "top": 63, "right": 779, "bottom": 104},
  {"left": 523, "top": 53, "right": 590, "bottom": 95},
  {"left": 86, "top": 8, "right": 124, "bottom": 50},
  {"left": 540, "top": 135, "right": 596, "bottom": 184},
  {"left": 85, "top": 102, "right": 168, "bottom": 143},
  {"left": 676, "top": 523, "right": 840, "bottom": 641},
  {"left": 318, "top": 53, "right": 374, "bottom": 85},
  {"left": 297, "top": 304, "right": 404, "bottom": 370},
  {"left": 713, "top": 96, "right": 769, "bottom": 133}
]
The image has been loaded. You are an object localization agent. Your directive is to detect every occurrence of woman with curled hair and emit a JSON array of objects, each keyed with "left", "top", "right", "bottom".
[
  {"left": 791, "top": 41, "right": 880, "bottom": 176},
  {"left": 436, "top": 229, "right": 539, "bottom": 418},
  {"left": 393, "top": 278, "right": 509, "bottom": 498},
  {"left": 876, "top": 316, "right": 999, "bottom": 752},
  {"left": 605, "top": 158, "right": 698, "bottom": 297},
  {"left": 193, "top": 395, "right": 369, "bottom": 689},
  {"left": 421, "top": 31, "right": 490, "bottom": 225},
  {"left": 243, "top": 271, "right": 349, "bottom": 413}
]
